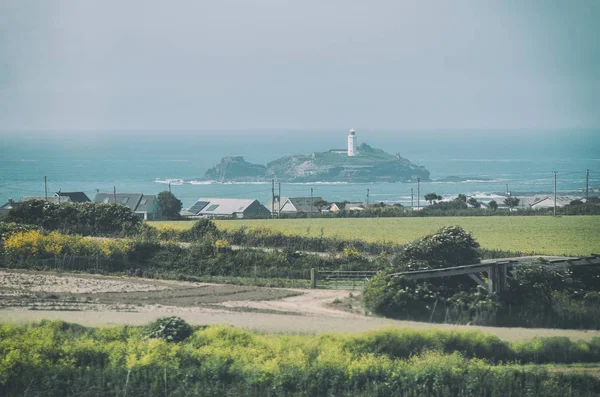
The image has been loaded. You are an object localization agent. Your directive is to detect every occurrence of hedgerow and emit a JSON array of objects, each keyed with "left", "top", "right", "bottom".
[{"left": 0, "top": 321, "right": 599, "bottom": 397}]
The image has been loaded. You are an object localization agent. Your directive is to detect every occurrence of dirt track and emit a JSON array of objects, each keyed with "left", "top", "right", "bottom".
[{"left": 1, "top": 269, "right": 600, "bottom": 342}]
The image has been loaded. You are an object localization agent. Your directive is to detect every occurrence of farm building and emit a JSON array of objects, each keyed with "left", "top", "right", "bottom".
[
  {"left": 93, "top": 192, "right": 160, "bottom": 220},
  {"left": 187, "top": 198, "right": 270, "bottom": 219},
  {"left": 279, "top": 197, "right": 325, "bottom": 214}
]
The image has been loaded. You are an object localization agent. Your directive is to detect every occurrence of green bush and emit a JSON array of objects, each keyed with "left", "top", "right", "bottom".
[
  {"left": 6, "top": 200, "right": 141, "bottom": 236},
  {"left": 144, "top": 316, "right": 193, "bottom": 342}
]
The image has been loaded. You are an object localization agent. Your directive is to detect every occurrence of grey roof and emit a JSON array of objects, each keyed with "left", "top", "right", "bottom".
[
  {"left": 20, "top": 196, "right": 72, "bottom": 204},
  {"left": 282, "top": 197, "right": 324, "bottom": 213},
  {"left": 55, "top": 191, "right": 90, "bottom": 202},
  {"left": 191, "top": 198, "right": 268, "bottom": 216},
  {"left": 93, "top": 193, "right": 143, "bottom": 211},
  {"left": 135, "top": 195, "right": 157, "bottom": 212}
]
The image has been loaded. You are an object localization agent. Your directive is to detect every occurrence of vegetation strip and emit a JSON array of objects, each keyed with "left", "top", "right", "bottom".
[{"left": 1, "top": 320, "right": 600, "bottom": 397}]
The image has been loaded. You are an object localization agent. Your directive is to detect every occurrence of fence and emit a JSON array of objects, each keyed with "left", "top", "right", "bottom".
[{"left": 311, "top": 269, "right": 377, "bottom": 290}]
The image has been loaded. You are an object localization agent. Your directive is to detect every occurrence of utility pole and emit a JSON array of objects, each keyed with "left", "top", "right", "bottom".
[
  {"left": 506, "top": 183, "right": 510, "bottom": 196},
  {"left": 586, "top": 169, "right": 590, "bottom": 200},
  {"left": 553, "top": 171, "right": 557, "bottom": 217},
  {"left": 113, "top": 186, "right": 117, "bottom": 204},
  {"left": 310, "top": 187, "right": 313, "bottom": 217},
  {"left": 168, "top": 183, "right": 171, "bottom": 193},
  {"left": 271, "top": 179, "right": 275, "bottom": 218},
  {"left": 278, "top": 181, "right": 281, "bottom": 218},
  {"left": 44, "top": 176, "right": 48, "bottom": 201},
  {"left": 411, "top": 188, "right": 414, "bottom": 208},
  {"left": 417, "top": 177, "right": 420, "bottom": 210},
  {"left": 366, "top": 188, "right": 370, "bottom": 206}
]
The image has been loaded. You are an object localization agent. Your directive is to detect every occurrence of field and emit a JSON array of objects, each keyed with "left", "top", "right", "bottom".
[
  {"left": 150, "top": 216, "right": 600, "bottom": 256},
  {"left": 3, "top": 269, "right": 600, "bottom": 341}
]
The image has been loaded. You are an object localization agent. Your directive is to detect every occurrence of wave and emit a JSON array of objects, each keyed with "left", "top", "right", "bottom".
[{"left": 154, "top": 178, "right": 184, "bottom": 185}]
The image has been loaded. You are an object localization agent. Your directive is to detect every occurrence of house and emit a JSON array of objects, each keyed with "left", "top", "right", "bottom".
[
  {"left": 279, "top": 197, "right": 325, "bottom": 214},
  {"left": 93, "top": 193, "right": 160, "bottom": 220},
  {"left": 266, "top": 197, "right": 288, "bottom": 216},
  {"left": 54, "top": 191, "right": 90, "bottom": 203},
  {"left": 0, "top": 199, "right": 16, "bottom": 218},
  {"left": 187, "top": 198, "right": 270, "bottom": 219},
  {"left": 529, "top": 195, "right": 579, "bottom": 210},
  {"left": 133, "top": 195, "right": 159, "bottom": 220}
]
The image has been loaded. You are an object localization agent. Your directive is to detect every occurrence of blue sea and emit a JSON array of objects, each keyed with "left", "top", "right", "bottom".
[{"left": 1, "top": 130, "right": 599, "bottom": 208}]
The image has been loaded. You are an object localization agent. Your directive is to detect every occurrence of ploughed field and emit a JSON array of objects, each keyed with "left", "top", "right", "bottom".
[
  {"left": 150, "top": 215, "right": 600, "bottom": 256},
  {"left": 2, "top": 269, "right": 600, "bottom": 341}
]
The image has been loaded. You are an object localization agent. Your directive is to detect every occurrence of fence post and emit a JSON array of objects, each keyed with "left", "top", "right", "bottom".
[{"left": 310, "top": 268, "right": 317, "bottom": 289}]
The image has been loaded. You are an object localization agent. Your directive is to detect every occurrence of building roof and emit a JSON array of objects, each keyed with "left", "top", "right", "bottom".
[
  {"left": 20, "top": 196, "right": 72, "bottom": 204},
  {"left": 93, "top": 193, "right": 143, "bottom": 212},
  {"left": 281, "top": 197, "right": 324, "bottom": 213},
  {"left": 529, "top": 195, "right": 578, "bottom": 208},
  {"left": 189, "top": 198, "right": 265, "bottom": 216},
  {"left": 55, "top": 191, "right": 90, "bottom": 202},
  {"left": 135, "top": 195, "right": 157, "bottom": 212}
]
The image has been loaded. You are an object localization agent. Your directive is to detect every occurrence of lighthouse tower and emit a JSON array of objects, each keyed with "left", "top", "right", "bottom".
[{"left": 347, "top": 129, "right": 357, "bottom": 156}]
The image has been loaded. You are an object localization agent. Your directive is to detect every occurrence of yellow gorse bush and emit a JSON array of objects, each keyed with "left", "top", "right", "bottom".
[{"left": 2, "top": 231, "right": 131, "bottom": 258}]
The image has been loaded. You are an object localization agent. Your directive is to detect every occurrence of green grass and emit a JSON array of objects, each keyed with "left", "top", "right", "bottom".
[{"left": 150, "top": 216, "right": 600, "bottom": 256}]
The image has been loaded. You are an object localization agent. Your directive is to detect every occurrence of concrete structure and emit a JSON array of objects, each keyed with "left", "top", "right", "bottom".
[
  {"left": 347, "top": 129, "right": 357, "bottom": 156},
  {"left": 187, "top": 198, "right": 270, "bottom": 219},
  {"left": 93, "top": 192, "right": 160, "bottom": 220}
]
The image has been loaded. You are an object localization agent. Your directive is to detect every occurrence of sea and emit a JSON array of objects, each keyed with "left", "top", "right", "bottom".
[{"left": 1, "top": 130, "right": 599, "bottom": 209}]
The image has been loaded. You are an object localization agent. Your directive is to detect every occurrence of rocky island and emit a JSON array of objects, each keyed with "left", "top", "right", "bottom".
[{"left": 204, "top": 131, "right": 430, "bottom": 183}]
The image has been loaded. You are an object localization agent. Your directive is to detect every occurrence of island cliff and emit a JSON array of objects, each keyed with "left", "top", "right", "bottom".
[{"left": 203, "top": 143, "right": 429, "bottom": 183}]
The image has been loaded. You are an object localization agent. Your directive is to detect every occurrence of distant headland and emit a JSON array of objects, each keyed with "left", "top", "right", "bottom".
[{"left": 202, "top": 130, "right": 430, "bottom": 183}]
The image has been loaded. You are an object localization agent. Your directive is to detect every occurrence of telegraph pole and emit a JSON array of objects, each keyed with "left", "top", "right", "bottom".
[
  {"left": 506, "top": 183, "right": 509, "bottom": 196},
  {"left": 113, "top": 186, "right": 117, "bottom": 204},
  {"left": 271, "top": 179, "right": 275, "bottom": 218},
  {"left": 278, "top": 181, "right": 281, "bottom": 218},
  {"left": 553, "top": 171, "right": 557, "bottom": 216},
  {"left": 310, "top": 187, "right": 313, "bottom": 217},
  {"left": 44, "top": 176, "right": 48, "bottom": 201},
  {"left": 586, "top": 169, "right": 590, "bottom": 200},
  {"left": 366, "top": 188, "right": 370, "bottom": 206},
  {"left": 168, "top": 183, "right": 171, "bottom": 193},
  {"left": 411, "top": 188, "right": 414, "bottom": 208},
  {"left": 417, "top": 177, "right": 420, "bottom": 210}
]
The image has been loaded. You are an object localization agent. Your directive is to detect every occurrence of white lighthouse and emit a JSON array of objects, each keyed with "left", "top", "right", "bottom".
[{"left": 347, "top": 129, "right": 357, "bottom": 156}]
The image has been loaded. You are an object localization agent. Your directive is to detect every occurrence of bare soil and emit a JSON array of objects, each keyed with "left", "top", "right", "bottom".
[{"left": 2, "top": 269, "right": 600, "bottom": 342}]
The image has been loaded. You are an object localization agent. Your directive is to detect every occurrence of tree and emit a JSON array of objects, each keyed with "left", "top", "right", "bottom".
[
  {"left": 312, "top": 199, "right": 329, "bottom": 212},
  {"left": 488, "top": 200, "right": 498, "bottom": 210},
  {"left": 456, "top": 194, "right": 467, "bottom": 203},
  {"left": 504, "top": 197, "right": 520, "bottom": 210},
  {"left": 157, "top": 191, "right": 182, "bottom": 220},
  {"left": 424, "top": 192, "right": 443, "bottom": 205},
  {"left": 467, "top": 197, "right": 481, "bottom": 208}
]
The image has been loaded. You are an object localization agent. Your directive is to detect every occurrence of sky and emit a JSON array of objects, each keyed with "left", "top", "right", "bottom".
[{"left": 1, "top": 0, "right": 599, "bottom": 133}]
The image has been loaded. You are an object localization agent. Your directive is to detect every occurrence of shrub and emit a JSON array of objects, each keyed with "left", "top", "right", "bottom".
[
  {"left": 144, "top": 316, "right": 193, "bottom": 342},
  {"left": 6, "top": 200, "right": 141, "bottom": 236},
  {"left": 393, "top": 225, "right": 480, "bottom": 271}
]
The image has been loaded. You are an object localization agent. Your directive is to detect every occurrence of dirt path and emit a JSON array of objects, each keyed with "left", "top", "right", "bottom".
[{"left": 1, "top": 269, "right": 600, "bottom": 342}]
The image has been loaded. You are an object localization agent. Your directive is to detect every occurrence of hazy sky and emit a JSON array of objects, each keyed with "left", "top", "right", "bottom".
[{"left": 1, "top": 0, "right": 599, "bottom": 132}]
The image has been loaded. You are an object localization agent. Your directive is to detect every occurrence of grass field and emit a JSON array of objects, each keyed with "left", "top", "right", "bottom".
[{"left": 149, "top": 216, "right": 600, "bottom": 256}]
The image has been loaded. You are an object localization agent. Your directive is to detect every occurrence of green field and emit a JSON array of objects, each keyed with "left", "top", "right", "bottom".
[{"left": 150, "top": 216, "right": 600, "bottom": 256}]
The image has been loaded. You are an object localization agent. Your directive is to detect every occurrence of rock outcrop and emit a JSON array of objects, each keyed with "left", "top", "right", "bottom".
[{"left": 203, "top": 143, "right": 430, "bottom": 183}]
